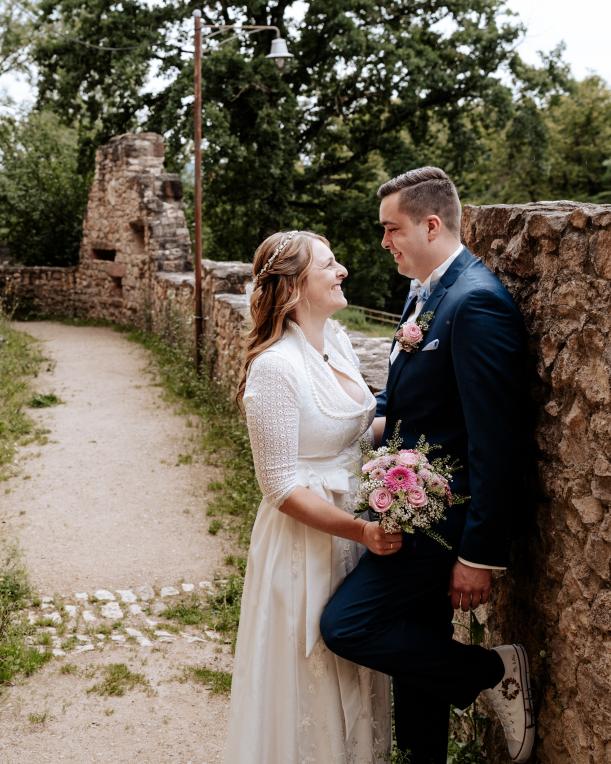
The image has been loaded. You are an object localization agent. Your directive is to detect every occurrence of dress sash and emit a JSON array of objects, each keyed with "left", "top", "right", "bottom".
[{"left": 295, "top": 451, "right": 363, "bottom": 740}]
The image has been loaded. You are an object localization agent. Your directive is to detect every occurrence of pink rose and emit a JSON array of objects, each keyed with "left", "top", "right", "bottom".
[
  {"left": 428, "top": 474, "right": 448, "bottom": 496},
  {"left": 368, "top": 487, "right": 393, "bottom": 513},
  {"left": 401, "top": 322, "right": 423, "bottom": 343},
  {"left": 362, "top": 460, "right": 377, "bottom": 473},
  {"left": 370, "top": 467, "right": 387, "bottom": 480},
  {"left": 396, "top": 450, "right": 420, "bottom": 467},
  {"left": 407, "top": 487, "right": 428, "bottom": 507},
  {"left": 418, "top": 467, "right": 433, "bottom": 483}
]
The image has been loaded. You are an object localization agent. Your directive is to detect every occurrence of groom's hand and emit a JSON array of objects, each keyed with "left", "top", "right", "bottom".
[{"left": 449, "top": 561, "right": 492, "bottom": 611}]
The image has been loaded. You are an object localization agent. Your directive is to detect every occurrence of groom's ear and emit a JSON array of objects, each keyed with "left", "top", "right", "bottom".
[{"left": 426, "top": 215, "right": 442, "bottom": 240}]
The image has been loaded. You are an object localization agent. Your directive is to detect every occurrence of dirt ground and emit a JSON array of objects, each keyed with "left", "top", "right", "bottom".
[{"left": 0, "top": 321, "right": 232, "bottom": 763}]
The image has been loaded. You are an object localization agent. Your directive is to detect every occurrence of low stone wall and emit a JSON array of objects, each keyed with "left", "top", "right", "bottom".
[
  {"left": 151, "top": 261, "right": 252, "bottom": 390},
  {"left": 0, "top": 266, "right": 77, "bottom": 317},
  {"left": 463, "top": 202, "right": 610, "bottom": 764}
]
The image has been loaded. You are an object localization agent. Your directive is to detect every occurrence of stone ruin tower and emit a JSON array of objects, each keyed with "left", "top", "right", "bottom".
[{"left": 77, "top": 133, "right": 191, "bottom": 326}]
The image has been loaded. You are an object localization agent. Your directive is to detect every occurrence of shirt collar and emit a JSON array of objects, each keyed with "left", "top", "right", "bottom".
[{"left": 419, "top": 244, "right": 463, "bottom": 293}]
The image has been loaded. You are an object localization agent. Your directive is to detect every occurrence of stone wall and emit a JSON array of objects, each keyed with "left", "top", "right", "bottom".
[
  {"left": 77, "top": 132, "right": 191, "bottom": 326},
  {"left": 462, "top": 202, "right": 610, "bottom": 764},
  {"left": 1, "top": 133, "right": 609, "bottom": 763},
  {"left": 0, "top": 266, "right": 77, "bottom": 316}
]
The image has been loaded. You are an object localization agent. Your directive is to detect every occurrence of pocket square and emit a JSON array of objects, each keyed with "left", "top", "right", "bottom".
[{"left": 422, "top": 339, "right": 439, "bottom": 352}]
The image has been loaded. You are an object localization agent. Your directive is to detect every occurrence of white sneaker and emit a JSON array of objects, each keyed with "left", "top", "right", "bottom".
[{"left": 483, "top": 644, "right": 535, "bottom": 762}]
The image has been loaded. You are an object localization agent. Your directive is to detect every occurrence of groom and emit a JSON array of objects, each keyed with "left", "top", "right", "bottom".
[{"left": 321, "top": 167, "right": 534, "bottom": 762}]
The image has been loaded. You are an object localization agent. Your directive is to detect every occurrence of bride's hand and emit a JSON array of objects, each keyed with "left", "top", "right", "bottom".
[{"left": 361, "top": 522, "right": 403, "bottom": 555}]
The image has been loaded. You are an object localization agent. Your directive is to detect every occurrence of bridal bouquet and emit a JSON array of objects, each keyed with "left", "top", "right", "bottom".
[{"left": 355, "top": 423, "right": 466, "bottom": 549}]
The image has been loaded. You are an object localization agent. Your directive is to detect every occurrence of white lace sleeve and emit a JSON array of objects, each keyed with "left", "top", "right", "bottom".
[{"left": 243, "top": 352, "right": 299, "bottom": 508}]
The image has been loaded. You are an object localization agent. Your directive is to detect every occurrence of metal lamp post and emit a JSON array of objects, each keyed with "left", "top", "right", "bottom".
[{"left": 192, "top": 10, "right": 293, "bottom": 368}]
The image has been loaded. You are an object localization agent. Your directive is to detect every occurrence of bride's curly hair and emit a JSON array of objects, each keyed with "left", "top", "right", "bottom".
[{"left": 236, "top": 230, "right": 328, "bottom": 406}]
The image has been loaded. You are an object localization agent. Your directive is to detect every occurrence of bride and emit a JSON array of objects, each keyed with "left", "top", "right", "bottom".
[{"left": 223, "top": 230, "right": 402, "bottom": 763}]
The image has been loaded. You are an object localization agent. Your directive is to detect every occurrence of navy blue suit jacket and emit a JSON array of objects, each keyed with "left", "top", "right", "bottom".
[{"left": 376, "top": 247, "right": 528, "bottom": 567}]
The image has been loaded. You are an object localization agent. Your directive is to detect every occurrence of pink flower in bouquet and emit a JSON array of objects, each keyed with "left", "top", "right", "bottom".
[
  {"left": 429, "top": 474, "right": 449, "bottom": 496},
  {"left": 401, "top": 322, "right": 423, "bottom": 343},
  {"left": 407, "top": 486, "right": 428, "bottom": 507},
  {"left": 370, "top": 467, "right": 387, "bottom": 480},
  {"left": 363, "top": 455, "right": 394, "bottom": 473},
  {"left": 384, "top": 466, "right": 418, "bottom": 493},
  {"left": 418, "top": 467, "right": 433, "bottom": 483},
  {"left": 396, "top": 449, "right": 420, "bottom": 467},
  {"left": 368, "top": 487, "right": 393, "bottom": 513}
]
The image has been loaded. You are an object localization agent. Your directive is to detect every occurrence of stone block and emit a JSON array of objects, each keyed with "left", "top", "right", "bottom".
[
  {"left": 103, "top": 262, "right": 126, "bottom": 279},
  {"left": 590, "top": 591, "right": 611, "bottom": 632},
  {"left": 571, "top": 495, "right": 604, "bottom": 525},
  {"left": 589, "top": 230, "right": 611, "bottom": 278},
  {"left": 584, "top": 533, "right": 610, "bottom": 580}
]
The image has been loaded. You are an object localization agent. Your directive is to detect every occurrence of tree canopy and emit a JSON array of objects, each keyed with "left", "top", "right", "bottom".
[
  {"left": 0, "top": 109, "right": 88, "bottom": 266},
  {"left": 1, "top": 1, "right": 609, "bottom": 305}
]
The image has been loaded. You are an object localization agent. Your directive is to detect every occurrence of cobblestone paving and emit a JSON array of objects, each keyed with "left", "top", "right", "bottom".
[{"left": 25, "top": 580, "right": 231, "bottom": 659}]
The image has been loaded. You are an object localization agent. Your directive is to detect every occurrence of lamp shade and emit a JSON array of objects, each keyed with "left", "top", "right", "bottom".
[{"left": 266, "top": 37, "right": 293, "bottom": 69}]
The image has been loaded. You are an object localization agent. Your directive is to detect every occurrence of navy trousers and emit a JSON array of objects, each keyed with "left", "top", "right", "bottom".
[{"left": 320, "top": 539, "right": 504, "bottom": 763}]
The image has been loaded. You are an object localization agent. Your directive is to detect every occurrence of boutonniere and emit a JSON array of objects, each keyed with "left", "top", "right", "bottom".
[{"left": 395, "top": 311, "right": 434, "bottom": 353}]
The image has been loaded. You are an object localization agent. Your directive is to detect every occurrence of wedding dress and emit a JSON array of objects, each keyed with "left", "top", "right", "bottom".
[{"left": 223, "top": 320, "right": 391, "bottom": 764}]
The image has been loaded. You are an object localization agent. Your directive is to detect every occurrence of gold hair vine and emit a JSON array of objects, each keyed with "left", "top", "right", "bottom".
[{"left": 254, "top": 230, "right": 299, "bottom": 286}]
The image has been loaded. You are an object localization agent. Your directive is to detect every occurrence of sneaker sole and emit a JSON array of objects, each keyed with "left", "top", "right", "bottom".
[{"left": 512, "top": 643, "right": 535, "bottom": 763}]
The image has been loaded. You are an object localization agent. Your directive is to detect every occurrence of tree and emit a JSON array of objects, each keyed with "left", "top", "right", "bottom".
[
  {"left": 0, "top": 109, "right": 88, "bottom": 265},
  {"left": 547, "top": 76, "right": 611, "bottom": 203},
  {"left": 28, "top": 1, "right": 567, "bottom": 306},
  {"left": 0, "top": 1, "right": 35, "bottom": 79}
]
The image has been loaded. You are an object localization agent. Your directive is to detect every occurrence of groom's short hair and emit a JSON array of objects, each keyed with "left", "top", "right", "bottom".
[{"left": 377, "top": 167, "right": 461, "bottom": 237}]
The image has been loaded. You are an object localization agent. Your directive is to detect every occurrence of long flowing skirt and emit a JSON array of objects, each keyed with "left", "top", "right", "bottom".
[{"left": 223, "top": 498, "right": 391, "bottom": 764}]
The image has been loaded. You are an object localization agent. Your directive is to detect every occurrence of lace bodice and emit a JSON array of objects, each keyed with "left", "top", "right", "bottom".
[{"left": 243, "top": 320, "right": 376, "bottom": 508}]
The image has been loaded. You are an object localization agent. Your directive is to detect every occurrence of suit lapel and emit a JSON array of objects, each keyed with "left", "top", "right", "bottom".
[
  {"left": 389, "top": 294, "right": 417, "bottom": 356},
  {"left": 386, "top": 248, "right": 477, "bottom": 400},
  {"left": 416, "top": 247, "right": 476, "bottom": 318}
]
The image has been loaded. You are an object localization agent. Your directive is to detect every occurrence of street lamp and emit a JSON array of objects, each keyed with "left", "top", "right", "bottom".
[{"left": 192, "top": 10, "right": 293, "bottom": 368}]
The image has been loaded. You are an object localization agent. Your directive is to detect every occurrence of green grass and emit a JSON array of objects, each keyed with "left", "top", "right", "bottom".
[
  {"left": 0, "top": 314, "right": 46, "bottom": 479},
  {"left": 27, "top": 392, "right": 62, "bottom": 408},
  {"left": 28, "top": 711, "right": 49, "bottom": 724},
  {"left": 0, "top": 549, "right": 51, "bottom": 686},
  {"left": 160, "top": 596, "right": 207, "bottom": 626},
  {"left": 185, "top": 666, "right": 232, "bottom": 695},
  {"left": 208, "top": 519, "right": 222, "bottom": 535},
  {"left": 335, "top": 307, "right": 396, "bottom": 338},
  {"left": 87, "top": 663, "right": 150, "bottom": 697}
]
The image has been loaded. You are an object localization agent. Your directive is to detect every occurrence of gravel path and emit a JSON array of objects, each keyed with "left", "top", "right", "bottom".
[{"left": 0, "top": 322, "right": 232, "bottom": 763}]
